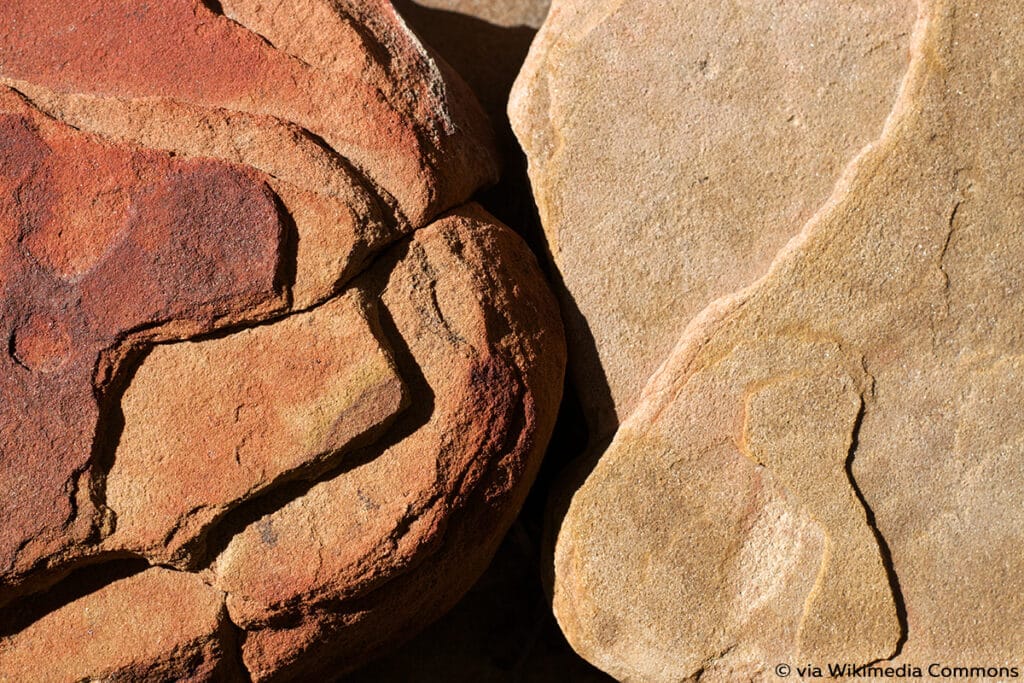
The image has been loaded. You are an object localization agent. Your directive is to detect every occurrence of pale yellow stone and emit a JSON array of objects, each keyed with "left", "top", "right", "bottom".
[
  {"left": 547, "top": 0, "right": 1024, "bottom": 678},
  {"left": 511, "top": 0, "right": 916, "bottom": 435}
]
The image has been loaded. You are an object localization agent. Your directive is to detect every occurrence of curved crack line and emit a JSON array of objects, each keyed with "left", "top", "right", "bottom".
[
  {"left": 638, "top": 0, "right": 932, "bottom": 406},
  {"left": 844, "top": 398, "right": 909, "bottom": 662}
]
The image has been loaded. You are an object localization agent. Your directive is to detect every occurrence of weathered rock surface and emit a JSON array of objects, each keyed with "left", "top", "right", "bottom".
[
  {"left": 104, "top": 291, "right": 407, "bottom": 566},
  {"left": 398, "top": 0, "right": 550, "bottom": 238},
  {"left": 0, "top": 568, "right": 233, "bottom": 682},
  {"left": 0, "top": 2, "right": 565, "bottom": 680},
  {"left": 211, "top": 207, "right": 564, "bottom": 679},
  {"left": 511, "top": 0, "right": 916, "bottom": 436},
  {"left": 539, "top": 0, "right": 1024, "bottom": 679},
  {"left": 0, "top": 87, "right": 288, "bottom": 586},
  {"left": 0, "top": 0, "right": 496, "bottom": 597}
]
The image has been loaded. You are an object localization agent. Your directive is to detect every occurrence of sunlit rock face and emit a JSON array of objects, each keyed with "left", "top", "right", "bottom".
[{"left": 0, "top": 2, "right": 566, "bottom": 680}]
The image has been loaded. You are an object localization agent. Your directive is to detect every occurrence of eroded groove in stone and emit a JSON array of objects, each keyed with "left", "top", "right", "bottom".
[
  {"left": 0, "top": 87, "right": 287, "bottom": 588},
  {"left": 211, "top": 207, "right": 565, "bottom": 681},
  {"left": 741, "top": 358, "right": 899, "bottom": 663},
  {"left": 102, "top": 290, "right": 408, "bottom": 568}
]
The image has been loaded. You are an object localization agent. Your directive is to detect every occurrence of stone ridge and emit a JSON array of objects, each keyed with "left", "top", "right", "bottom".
[
  {"left": 211, "top": 207, "right": 565, "bottom": 680},
  {"left": 0, "top": 88, "right": 288, "bottom": 587},
  {"left": 0, "top": 0, "right": 499, "bottom": 228},
  {"left": 0, "top": 3, "right": 567, "bottom": 680},
  {"left": 544, "top": 0, "right": 1024, "bottom": 679}
]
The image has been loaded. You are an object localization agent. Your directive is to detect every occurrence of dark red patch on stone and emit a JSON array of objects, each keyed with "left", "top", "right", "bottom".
[
  {"left": 0, "top": 91, "right": 284, "bottom": 580},
  {"left": 0, "top": 0, "right": 428, "bottom": 221}
]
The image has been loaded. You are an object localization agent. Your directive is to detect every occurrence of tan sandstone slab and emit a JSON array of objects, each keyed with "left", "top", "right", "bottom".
[
  {"left": 510, "top": 0, "right": 916, "bottom": 436},
  {"left": 549, "top": 0, "right": 1024, "bottom": 679}
]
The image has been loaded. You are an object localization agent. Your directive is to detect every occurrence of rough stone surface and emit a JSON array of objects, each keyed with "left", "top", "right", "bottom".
[
  {"left": 0, "top": 0, "right": 497, "bottom": 229},
  {"left": 0, "top": 0, "right": 496, "bottom": 596},
  {"left": 511, "top": 0, "right": 916, "bottom": 437},
  {"left": 539, "top": 0, "right": 1024, "bottom": 679},
  {"left": 0, "top": 87, "right": 288, "bottom": 587},
  {"left": 0, "top": 568, "right": 232, "bottom": 682},
  {"left": 211, "top": 207, "right": 565, "bottom": 680},
  {"left": 398, "top": 0, "right": 549, "bottom": 239},
  {"left": 0, "top": 2, "right": 565, "bottom": 680},
  {"left": 103, "top": 292, "right": 407, "bottom": 566}
]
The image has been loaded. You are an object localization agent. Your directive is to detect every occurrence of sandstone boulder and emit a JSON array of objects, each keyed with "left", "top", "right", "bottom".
[
  {"left": 0, "top": 2, "right": 565, "bottom": 680},
  {"left": 0, "top": 0, "right": 497, "bottom": 598},
  {"left": 510, "top": 0, "right": 916, "bottom": 436},
  {"left": 538, "top": 0, "right": 1024, "bottom": 679},
  {"left": 211, "top": 208, "right": 564, "bottom": 679}
]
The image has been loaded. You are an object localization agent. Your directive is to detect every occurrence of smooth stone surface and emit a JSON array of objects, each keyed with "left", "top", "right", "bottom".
[
  {"left": 511, "top": 0, "right": 916, "bottom": 436},
  {"left": 547, "top": 0, "right": 1024, "bottom": 679}
]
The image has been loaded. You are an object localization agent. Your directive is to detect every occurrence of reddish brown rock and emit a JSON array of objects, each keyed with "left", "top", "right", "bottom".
[
  {"left": 211, "top": 207, "right": 565, "bottom": 680},
  {"left": 0, "top": 88, "right": 287, "bottom": 587},
  {"left": 0, "top": 0, "right": 500, "bottom": 598},
  {"left": 103, "top": 291, "right": 407, "bottom": 566},
  {"left": 0, "top": 568, "right": 235, "bottom": 682},
  {"left": 0, "top": 0, "right": 497, "bottom": 228},
  {"left": 0, "top": 3, "right": 562, "bottom": 679}
]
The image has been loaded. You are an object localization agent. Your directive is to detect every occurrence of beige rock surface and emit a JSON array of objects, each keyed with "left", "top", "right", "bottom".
[
  {"left": 511, "top": 0, "right": 916, "bottom": 436},
  {"left": 547, "top": 0, "right": 1024, "bottom": 679}
]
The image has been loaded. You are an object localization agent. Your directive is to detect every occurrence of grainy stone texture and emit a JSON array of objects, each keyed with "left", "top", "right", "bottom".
[
  {"left": 104, "top": 291, "right": 408, "bottom": 567},
  {"left": 397, "top": 0, "right": 550, "bottom": 238},
  {"left": 211, "top": 207, "right": 565, "bottom": 680},
  {"left": 0, "top": 568, "right": 233, "bottom": 682},
  {"left": 521, "top": 0, "right": 1024, "bottom": 679},
  {"left": 0, "top": 88, "right": 288, "bottom": 586},
  {"left": 511, "top": 0, "right": 916, "bottom": 437},
  {"left": 0, "top": 2, "right": 565, "bottom": 680}
]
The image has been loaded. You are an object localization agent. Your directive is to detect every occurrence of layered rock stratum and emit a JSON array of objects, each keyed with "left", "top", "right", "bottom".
[
  {"left": 0, "top": 2, "right": 565, "bottom": 680},
  {"left": 514, "top": 0, "right": 1024, "bottom": 679}
]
